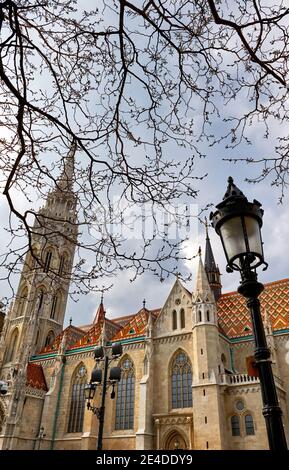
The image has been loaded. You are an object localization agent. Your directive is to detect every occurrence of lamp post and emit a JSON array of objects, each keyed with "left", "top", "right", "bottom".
[
  {"left": 84, "top": 342, "right": 123, "bottom": 450},
  {"left": 210, "top": 176, "right": 287, "bottom": 451}
]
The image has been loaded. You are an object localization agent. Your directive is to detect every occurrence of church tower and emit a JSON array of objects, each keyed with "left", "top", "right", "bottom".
[
  {"left": 204, "top": 221, "right": 222, "bottom": 301},
  {"left": 0, "top": 142, "right": 78, "bottom": 379},
  {"left": 192, "top": 248, "right": 226, "bottom": 449}
]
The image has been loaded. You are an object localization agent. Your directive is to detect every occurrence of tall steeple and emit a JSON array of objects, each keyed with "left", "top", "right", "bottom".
[
  {"left": 56, "top": 140, "right": 76, "bottom": 193},
  {"left": 0, "top": 141, "right": 78, "bottom": 370},
  {"left": 0, "top": 141, "right": 79, "bottom": 450},
  {"left": 39, "top": 140, "right": 77, "bottom": 225},
  {"left": 195, "top": 247, "right": 214, "bottom": 302},
  {"left": 204, "top": 219, "right": 222, "bottom": 301}
]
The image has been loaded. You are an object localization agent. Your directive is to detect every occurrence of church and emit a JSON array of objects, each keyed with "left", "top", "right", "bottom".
[{"left": 0, "top": 145, "right": 289, "bottom": 450}]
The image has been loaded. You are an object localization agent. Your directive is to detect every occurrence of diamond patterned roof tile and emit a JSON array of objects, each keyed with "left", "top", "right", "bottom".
[
  {"left": 217, "top": 278, "right": 289, "bottom": 338},
  {"left": 112, "top": 308, "right": 160, "bottom": 341}
]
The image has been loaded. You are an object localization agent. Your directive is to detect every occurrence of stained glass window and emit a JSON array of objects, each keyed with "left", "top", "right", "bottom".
[
  {"left": 245, "top": 414, "right": 255, "bottom": 435},
  {"left": 67, "top": 364, "right": 87, "bottom": 433},
  {"left": 115, "top": 358, "right": 135, "bottom": 430},
  {"left": 171, "top": 352, "right": 192, "bottom": 409},
  {"left": 231, "top": 415, "right": 240, "bottom": 436}
]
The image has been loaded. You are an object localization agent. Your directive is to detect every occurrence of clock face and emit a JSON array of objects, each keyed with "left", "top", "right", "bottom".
[{"left": 175, "top": 298, "right": 181, "bottom": 305}]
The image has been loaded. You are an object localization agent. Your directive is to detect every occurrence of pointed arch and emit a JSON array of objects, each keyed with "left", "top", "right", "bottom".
[
  {"left": 245, "top": 414, "right": 255, "bottom": 435},
  {"left": 44, "top": 249, "right": 53, "bottom": 272},
  {"left": 170, "top": 349, "right": 192, "bottom": 409},
  {"left": 50, "top": 290, "right": 62, "bottom": 320},
  {"left": 172, "top": 310, "right": 177, "bottom": 330},
  {"left": 5, "top": 327, "right": 19, "bottom": 363},
  {"left": 34, "top": 286, "right": 46, "bottom": 314},
  {"left": 17, "top": 285, "right": 28, "bottom": 316},
  {"left": 44, "top": 330, "right": 55, "bottom": 347},
  {"left": 231, "top": 415, "right": 240, "bottom": 436},
  {"left": 67, "top": 363, "right": 87, "bottom": 433},
  {"left": 58, "top": 252, "right": 69, "bottom": 276},
  {"left": 115, "top": 355, "right": 135, "bottom": 430},
  {"left": 163, "top": 428, "right": 188, "bottom": 450}
]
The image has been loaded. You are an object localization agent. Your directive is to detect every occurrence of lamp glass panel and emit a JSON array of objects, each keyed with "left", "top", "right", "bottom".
[
  {"left": 244, "top": 216, "right": 263, "bottom": 256},
  {"left": 219, "top": 216, "right": 246, "bottom": 262}
]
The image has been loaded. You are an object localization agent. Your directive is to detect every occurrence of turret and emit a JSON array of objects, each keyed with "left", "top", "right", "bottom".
[{"left": 204, "top": 220, "right": 222, "bottom": 301}]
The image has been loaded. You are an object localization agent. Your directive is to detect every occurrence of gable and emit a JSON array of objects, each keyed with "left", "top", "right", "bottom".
[{"left": 155, "top": 280, "right": 192, "bottom": 337}]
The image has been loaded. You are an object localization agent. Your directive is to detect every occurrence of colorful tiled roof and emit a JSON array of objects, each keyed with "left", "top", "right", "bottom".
[
  {"left": 217, "top": 278, "right": 289, "bottom": 338},
  {"left": 26, "top": 363, "right": 48, "bottom": 391},
  {"left": 68, "top": 321, "right": 103, "bottom": 349},
  {"left": 37, "top": 325, "right": 85, "bottom": 355},
  {"left": 112, "top": 308, "right": 160, "bottom": 341},
  {"left": 112, "top": 314, "right": 137, "bottom": 327}
]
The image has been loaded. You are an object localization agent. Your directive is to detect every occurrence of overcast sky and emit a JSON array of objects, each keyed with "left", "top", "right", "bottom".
[{"left": 0, "top": 1, "right": 288, "bottom": 329}]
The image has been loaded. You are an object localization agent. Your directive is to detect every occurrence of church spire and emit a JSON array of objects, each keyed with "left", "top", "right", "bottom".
[
  {"left": 56, "top": 140, "right": 76, "bottom": 193},
  {"left": 93, "top": 293, "right": 105, "bottom": 324},
  {"left": 204, "top": 218, "right": 222, "bottom": 301},
  {"left": 195, "top": 247, "right": 213, "bottom": 301}
]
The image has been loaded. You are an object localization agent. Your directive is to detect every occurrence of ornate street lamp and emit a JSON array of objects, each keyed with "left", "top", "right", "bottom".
[
  {"left": 85, "top": 342, "right": 123, "bottom": 450},
  {"left": 211, "top": 177, "right": 287, "bottom": 451}
]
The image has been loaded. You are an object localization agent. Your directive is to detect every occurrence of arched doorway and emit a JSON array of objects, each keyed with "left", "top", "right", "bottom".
[{"left": 164, "top": 430, "right": 188, "bottom": 450}]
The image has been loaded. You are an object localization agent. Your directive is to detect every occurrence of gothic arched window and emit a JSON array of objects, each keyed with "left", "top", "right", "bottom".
[
  {"left": 198, "top": 310, "right": 202, "bottom": 322},
  {"left": 6, "top": 328, "right": 19, "bottom": 363},
  {"left": 36, "top": 288, "right": 46, "bottom": 314},
  {"left": 245, "top": 414, "right": 255, "bottom": 435},
  {"left": 180, "top": 308, "right": 185, "bottom": 329},
  {"left": 171, "top": 351, "right": 192, "bottom": 409},
  {"left": 44, "top": 250, "right": 53, "bottom": 273},
  {"left": 231, "top": 415, "right": 240, "bottom": 436},
  {"left": 45, "top": 330, "right": 55, "bottom": 348},
  {"left": 206, "top": 310, "right": 210, "bottom": 322},
  {"left": 50, "top": 293, "right": 60, "bottom": 320},
  {"left": 172, "top": 310, "right": 177, "bottom": 330},
  {"left": 67, "top": 364, "right": 87, "bottom": 433},
  {"left": 17, "top": 286, "right": 28, "bottom": 316},
  {"left": 115, "top": 358, "right": 135, "bottom": 430},
  {"left": 58, "top": 254, "right": 67, "bottom": 276}
]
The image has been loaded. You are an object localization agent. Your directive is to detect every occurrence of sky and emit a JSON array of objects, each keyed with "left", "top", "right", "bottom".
[{"left": 0, "top": 1, "right": 289, "bottom": 329}]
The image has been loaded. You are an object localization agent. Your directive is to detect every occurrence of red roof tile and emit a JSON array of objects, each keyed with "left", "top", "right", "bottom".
[
  {"left": 26, "top": 363, "right": 48, "bottom": 391},
  {"left": 217, "top": 278, "right": 289, "bottom": 338},
  {"left": 112, "top": 308, "right": 160, "bottom": 341},
  {"left": 37, "top": 325, "right": 85, "bottom": 355},
  {"left": 68, "top": 322, "right": 103, "bottom": 349}
]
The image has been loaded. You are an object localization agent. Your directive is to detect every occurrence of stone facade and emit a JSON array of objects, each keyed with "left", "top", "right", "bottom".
[{"left": 0, "top": 146, "right": 289, "bottom": 450}]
